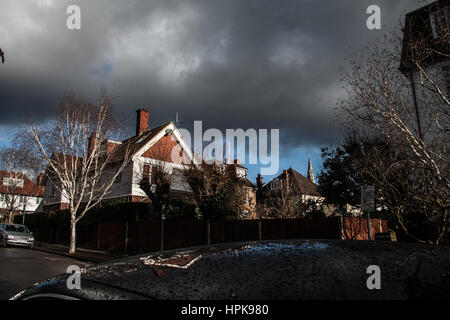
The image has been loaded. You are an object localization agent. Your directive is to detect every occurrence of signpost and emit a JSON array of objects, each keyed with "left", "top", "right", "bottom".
[{"left": 361, "top": 186, "right": 375, "bottom": 240}]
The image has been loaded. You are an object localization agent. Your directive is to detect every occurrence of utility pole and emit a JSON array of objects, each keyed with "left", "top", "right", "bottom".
[
  {"left": 160, "top": 205, "right": 166, "bottom": 251},
  {"left": 361, "top": 186, "right": 375, "bottom": 240},
  {"left": 22, "top": 203, "right": 26, "bottom": 225},
  {"left": 410, "top": 71, "right": 423, "bottom": 140}
]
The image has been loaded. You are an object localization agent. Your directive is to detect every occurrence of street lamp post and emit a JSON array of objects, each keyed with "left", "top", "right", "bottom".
[
  {"left": 160, "top": 205, "right": 166, "bottom": 251},
  {"left": 361, "top": 186, "right": 375, "bottom": 240},
  {"left": 22, "top": 203, "right": 26, "bottom": 225}
]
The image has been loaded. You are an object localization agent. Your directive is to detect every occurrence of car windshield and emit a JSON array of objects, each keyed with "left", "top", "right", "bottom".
[{"left": 5, "top": 225, "right": 29, "bottom": 233}]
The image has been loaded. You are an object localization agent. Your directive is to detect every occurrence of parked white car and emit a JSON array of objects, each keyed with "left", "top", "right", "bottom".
[{"left": 0, "top": 223, "right": 34, "bottom": 248}]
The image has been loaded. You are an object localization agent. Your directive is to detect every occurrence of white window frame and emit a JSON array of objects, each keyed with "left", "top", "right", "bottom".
[{"left": 2, "top": 177, "right": 24, "bottom": 188}]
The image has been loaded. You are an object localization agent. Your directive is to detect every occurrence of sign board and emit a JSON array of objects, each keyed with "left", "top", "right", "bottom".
[{"left": 361, "top": 186, "right": 375, "bottom": 212}]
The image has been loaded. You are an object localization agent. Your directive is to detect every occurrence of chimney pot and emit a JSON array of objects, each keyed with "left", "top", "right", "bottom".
[
  {"left": 136, "top": 109, "right": 149, "bottom": 136},
  {"left": 283, "top": 169, "right": 289, "bottom": 191},
  {"left": 256, "top": 173, "right": 263, "bottom": 187},
  {"left": 88, "top": 133, "right": 97, "bottom": 157},
  {"left": 36, "top": 173, "right": 44, "bottom": 186}
]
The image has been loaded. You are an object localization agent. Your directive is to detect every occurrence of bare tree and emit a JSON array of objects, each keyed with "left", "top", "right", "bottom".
[
  {"left": 258, "top": 180, "right": 320, "bottom": 219},
  {"left": 17, "top": 91, "right": 133, "bottom": 254},
  {"left": 340, "top": 3, "right": 449, "bottom": 244}
]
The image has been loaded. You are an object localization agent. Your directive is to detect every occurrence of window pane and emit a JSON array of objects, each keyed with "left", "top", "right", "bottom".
[{"left": 444, "top": 65, "right": 450, "bottom": 95}]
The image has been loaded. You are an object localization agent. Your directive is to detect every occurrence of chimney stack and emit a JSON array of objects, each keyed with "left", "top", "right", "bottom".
[
  {"left": 136, "top": 109, "right": 149, "bottom": 136},
  {"left": 36, "top": 173, "right": 44, "bottom": 186},
  {"left": 256, "top": 174, "right": 263, "bottom": 188},
  {"left": 283, "top": 169, "right": 289, "bottom": 191},
  {"left": 88, "top": 133, "right": 97, "bottom": 157}
]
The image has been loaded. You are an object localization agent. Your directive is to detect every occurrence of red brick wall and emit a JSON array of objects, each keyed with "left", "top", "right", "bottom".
[
  {"left": 43, "top": 202, "right": 69, "bottom": 212},
  {"left": 343, "top": 217, "right": 388, "bottom": 240},
  {"left": 141, "top": 134, "right": 183, "bottom": 163}
]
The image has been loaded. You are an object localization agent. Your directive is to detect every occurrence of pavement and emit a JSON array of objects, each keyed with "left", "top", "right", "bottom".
[
  {"left": 32, "top": 241, "right": 125, "bottom": 263},
  {"left": 0, "top": 246, "right": 89, "bottom": 300}
]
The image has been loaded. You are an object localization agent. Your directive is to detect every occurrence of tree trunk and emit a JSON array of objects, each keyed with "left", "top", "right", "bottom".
[{"left": 69, "top": 210, "right": 76, "bottom": 254}]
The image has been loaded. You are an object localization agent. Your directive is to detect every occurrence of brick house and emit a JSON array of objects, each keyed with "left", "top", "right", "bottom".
[
  {"left": 255, "top": 157, "right": 329, "bottom": 217},
  {"left": 42, "top": 109, "right": 255, "bottom": 215},
  {"left": 258, "top": 158, "right": 322, "bottom": 201},
  {"left": 0, "top": 171, "right": 45, "bottom": 222}
]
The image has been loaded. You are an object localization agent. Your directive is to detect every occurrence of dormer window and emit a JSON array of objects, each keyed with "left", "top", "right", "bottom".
[
  {"left": 236, "top": 168, "right": 246, "bottom": 178},
  {"left": 2, "top": 177, "right": 24, "bottom": 188},
  {"left": 429, "top": 7, "right": 449, "bottom": 39},
  {"left": 136, "top": 131, "right": 151, "bottom": 144},
  {"left": 270, "top": 179, "right": 280, "bottom": 190}
]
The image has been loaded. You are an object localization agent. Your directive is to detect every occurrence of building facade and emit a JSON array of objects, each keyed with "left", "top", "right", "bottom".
[
  {"left": 42, "top": 109, "right": 256, "bottom": 216},
  {"left": 400, "top": 0, "right": 449, "bottom": 139},
  {"left": 0, "top": 171, "right": 44, "bottom": 222}
]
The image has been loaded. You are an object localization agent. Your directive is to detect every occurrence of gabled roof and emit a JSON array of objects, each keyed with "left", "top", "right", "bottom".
[
  {"left": 109, "top": 122, "right": 173, "bottom": 162},
  {"left": 243, "top": 177, "right": 255, "bottom": 188},
  {"left": 41, "top": 153, "right": 83, "bottom": 185},
  {"left": 42, "top": 123, "right": 173, "bottom": 173},
  {"left": 42, "top": 121, "right": 197, "bottom": 186},
  {"left": 267, "top": 167, "right": 320, "bottom": 196},
  {"left": 0, "top": 171, "right": 44, "bottom": 197},
  {"left": 130, "top": 121, "right": 196, "bottom": 164}
]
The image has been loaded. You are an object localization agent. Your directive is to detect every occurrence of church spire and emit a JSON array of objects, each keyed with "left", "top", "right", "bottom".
[{"left": 307, "top": 156, "right": 315, "bottom": 184}]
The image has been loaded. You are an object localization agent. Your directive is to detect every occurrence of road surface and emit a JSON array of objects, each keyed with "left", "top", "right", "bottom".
[{"left": 0, "top": 247, "right": 87, "bottom": 300}]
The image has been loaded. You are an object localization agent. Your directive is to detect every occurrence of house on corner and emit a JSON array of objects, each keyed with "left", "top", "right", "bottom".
[
  {"left": 42, "top": 109, "right": 256, "bottom": 216},
  {"left": 42, "top": 109, "right": 196, "bottom": 211}
]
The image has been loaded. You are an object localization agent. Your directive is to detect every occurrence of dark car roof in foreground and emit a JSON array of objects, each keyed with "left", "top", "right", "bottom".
[{"left": 11, "top": 240, "right": 450, "bottom": 300}]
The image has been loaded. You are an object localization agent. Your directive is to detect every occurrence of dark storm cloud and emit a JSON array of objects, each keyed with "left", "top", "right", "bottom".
[{"left": 0, "top": 0, "right": 424, "bottom": 149}]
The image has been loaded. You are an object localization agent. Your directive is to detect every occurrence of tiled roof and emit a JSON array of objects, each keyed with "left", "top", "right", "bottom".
[
  {"left": 243, "top": 177, "right": 255, "bottom": 188},
  {"left": 0, "top": 171, "right": 44, "bottom": 197},
  {"left": 267, "top": 167, "right": 320, "bottom": 196},
  {"left": 108, "top": 122, "right": 173, "bottom": 162},
  {"left": 42, "top": 122, "right": 173, "bottom": 179},
  {"left": 288, "top": 168, "right": 320, "bottom": 196},
  {"left": 41, "top": 153, "right": 83, "bottom": 185}
]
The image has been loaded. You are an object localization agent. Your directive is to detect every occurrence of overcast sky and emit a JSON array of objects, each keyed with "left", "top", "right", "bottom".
[{"left": 0, "top": 0, "right": 426, "bottom": 182}]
